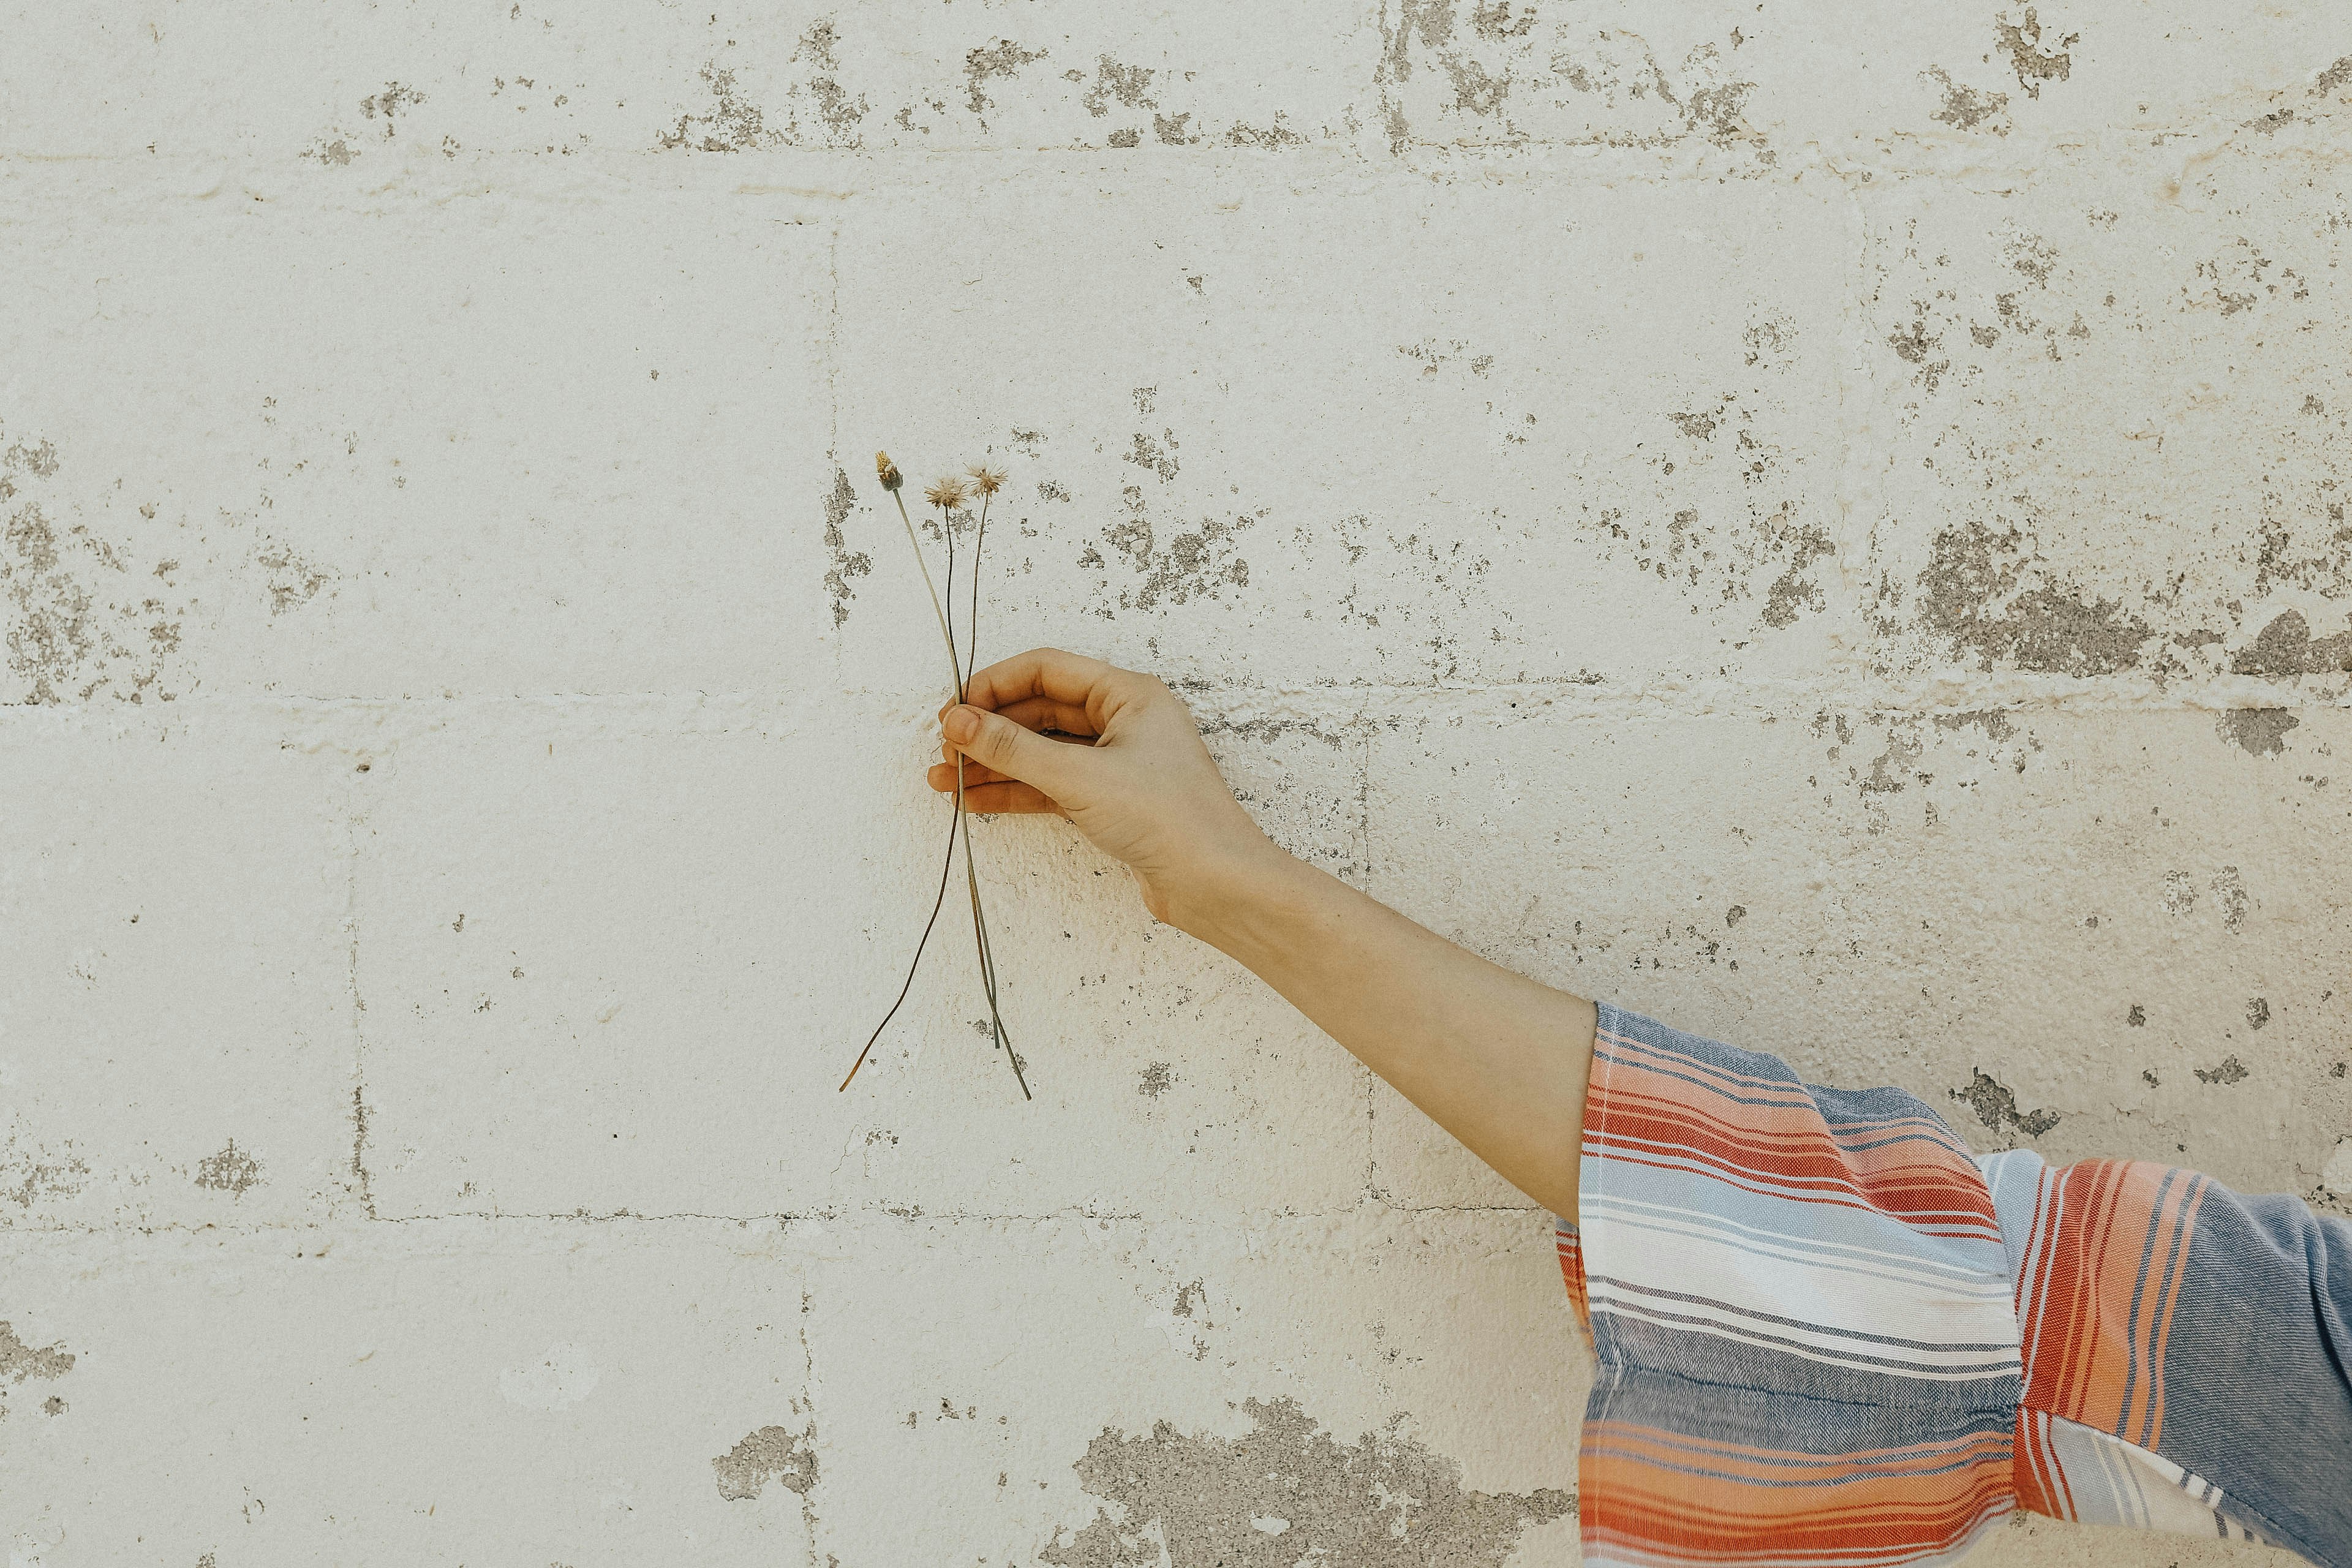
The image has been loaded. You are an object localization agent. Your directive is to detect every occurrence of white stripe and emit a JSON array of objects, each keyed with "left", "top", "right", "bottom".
[
  {"left": 1591, "top": 1140, "right": 2005, "bottom": 1240},
  {"left": 2041, "top": 1414, "right": 2249, "bottom": 1540},
  {"left": 1587, "top": 1217, "right": 2021, "bottom": 1368},
  {"left": 1589, "top": 1194, "right": 2016, "bottom": 1299}
]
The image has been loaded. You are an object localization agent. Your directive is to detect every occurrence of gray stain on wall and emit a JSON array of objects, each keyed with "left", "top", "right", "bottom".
[
  {"left": 1913, "top": 522, "right": 2150, "bottom": 675},
  {"left": 2, "top": 1131, "right": 91, "bottom": 1211},
  {"left": 713, "top": 1422, "right": 820, "bottom": 1500},
  {"left": 2231, "top": 610, "right": 2352, "bottom": 676},
  {"left": 657, "top": 64, "right": 777, "bottom": 151},
  {"left": 1993, "top": 8, "right": 2078, "bottom": 100},
  {"left": 821, "top": 467, "right": 870, "bottom": 628},
  {"left": 965, "top": 40, "right": 1049, "bottom": 124},
  {"left": 2, "top": 435, "right": 188, "bottom": 704},
  {"left": 194, "top": 1139, "right": 263, "bottom": 1197},
  {"left": 2196, "top": 1055, "right": 2250, "bottom": 1086},
  {"left": 1952, "top": 1069, "right": 2060, "bottom": 1138},
  {"left": 1040, "top": 1396, "right": 1571, "bottom": 1567},
  {"left": 0, "top": 1321, "right": 75, "bottom": 1419},
  {"left": 1093, "top": 494, "right": 1253, "bottom": 612},
  {"left": 2217, "top": 707, "right": 2297, "bottom": 756}
]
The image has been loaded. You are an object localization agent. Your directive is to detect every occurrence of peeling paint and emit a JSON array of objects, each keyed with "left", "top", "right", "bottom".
[
  {"left": 2210, "top": 865, "right": 2250, "bottom": 933},
  {"left": 1760, "top": 525, "right": 1833, "bottom": 628},
  {"left": 1993, "top": 9, "right": 2078, "bottom": 100},
  {"left": 821, "top": 466, "right": 870, "bottom": 628},
  {"left": 965, "top": 40, "right": 1048, "bottom": 124},
  {"left": 2217, "top": 707, "right": 2297, "bottom": 756},
  {"left": 1, "top": 1131, "right": 90, "bottom": 1210},
  {"left": 2231, "top": 611, "right": 2352, "bottom": 677},
  {"left": 358, "top": 82, "right": 427, "bottom": 136},
  {"left": 255, "top": 540, "right": 333, "bottom": 616},
  {"left": 2, "top": 435, "right": 189, "bottom": 704},
  {"left": 194, "top": 1139, "right": 263, "bottom": 1197},
  {"left": 1926, "top": 68, "right": 2010, "bottom": 134},
  {"left": 714, "top": 1423, "right": 819, "bottom": 1500},
  {"left": 1091, "top": 492, "right": 1253, "bottom": 611},
  {"left": 1080, "top": 57, "right": 1157, "bottom": 119},
  {"left": 658, "top": 63, "right": 777, "bottom": 152},
  {"left": 0, "top": 1321, "right": 75, "bottom": 1413},
  {"left": 1952, "top": 1070, "right": 2059, "bottom": 1138},
  {"left": 1042, "top": 1396, "right": 1570, "bottom": 1567},
  {"left": 793, "top": 18, "right": 869, "bottom": 145},
  {"left": 1914, "top": 522, "right": 2150, "bottom": 676}
]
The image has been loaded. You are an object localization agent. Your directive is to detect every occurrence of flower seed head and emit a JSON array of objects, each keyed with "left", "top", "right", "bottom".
[
  {"left": 966, "top": 464, "right": 1006, "bottom": 497},
  {"left": 924, "top": 476, "right": 970, "bottom": 510},
  {"left": 875, "top": 451, "right": 903, "bottom": 492}
]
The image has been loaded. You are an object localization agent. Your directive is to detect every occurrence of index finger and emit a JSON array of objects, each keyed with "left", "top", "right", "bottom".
[{"left": 959, "top": 647, "right": 1129, "bottom": 716}]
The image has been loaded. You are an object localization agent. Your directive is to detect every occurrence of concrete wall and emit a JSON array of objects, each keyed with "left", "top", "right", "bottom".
[{"left": 3, "top": 4, "right": 2346, "bottom": 1564}]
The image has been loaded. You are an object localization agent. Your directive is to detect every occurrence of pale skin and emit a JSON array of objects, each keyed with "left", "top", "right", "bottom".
[{"left": 929, "top": 646, "right": 1598, "bottom": 1218}]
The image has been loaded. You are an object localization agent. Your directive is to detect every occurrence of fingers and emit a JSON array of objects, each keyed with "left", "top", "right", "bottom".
[
  {"left": 925, "top": 774, "right": 1065, "bottom": 815},
  {"left": 940, "top": 703, "right": 1090, "bottom": 801},
  {"left": 938, "top": 693, "right": 1100, "bottom": 738},
  {"left": 935, "top": 729, "right": 1092, "bottom": 782},
  {"left": 930, "top": 758, "right": 1017, "bottom": 789},
  {"left": 960, "top": 647, "right": 1134, "bottom": 717}
]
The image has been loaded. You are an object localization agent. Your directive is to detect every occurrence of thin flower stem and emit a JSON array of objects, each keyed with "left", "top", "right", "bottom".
[
  {"left": 947, "top": 488, "right": 1026, "bottom": 1098},
  {"left": 967, "top": 491, "right": 987, "bottom": 682},
  {"left": 891, "top": 489, "right": 963, "bottom": 699},
  {"left": 843, "top": 485, "right": 973, "bottom": 1095},
  {"left": 848, "top": 464, "right": 1024, "bottom": 1099},
  {"left": 960, "top": 816, "right": 1025, "bottom": 1098},
  {"left": 837, "top": 804, "right": 960, "bottom": 1092}
]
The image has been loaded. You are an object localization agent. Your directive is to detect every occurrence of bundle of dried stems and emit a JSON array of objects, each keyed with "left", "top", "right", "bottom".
[{"left": 839, "top": 451, "right": 1030, "bottom": 1099}]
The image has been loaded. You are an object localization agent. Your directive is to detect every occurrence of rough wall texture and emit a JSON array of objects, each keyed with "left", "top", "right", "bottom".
[{"left": 2, "top": 4, "right": 2348, "bottom": 1565}]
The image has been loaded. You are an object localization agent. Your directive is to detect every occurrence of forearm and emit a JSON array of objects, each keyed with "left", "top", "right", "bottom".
[{"left": 1169, "top": 845, "right": 1596, "bottom": 1216}]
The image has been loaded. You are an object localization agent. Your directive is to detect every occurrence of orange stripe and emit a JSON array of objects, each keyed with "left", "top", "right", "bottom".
[
  {"left": 2018, "top": 1160, "right": 2206, "bottom": 1442},
  {"left": 2134, "top": 1172, "right": 2206, "bottom": 1446},
  {"left": 1591, "top": 1065, "right": 1999, "bottom": 1227}
]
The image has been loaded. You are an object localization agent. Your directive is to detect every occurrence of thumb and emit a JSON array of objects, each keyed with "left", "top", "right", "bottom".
[{"left": 943, "top": 705, "right": 1088, "bottom": 801}]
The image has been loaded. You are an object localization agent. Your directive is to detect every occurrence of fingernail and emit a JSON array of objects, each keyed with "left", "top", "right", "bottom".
[{"left": 943, "top": 706, "right": 980, "bottom": 744}]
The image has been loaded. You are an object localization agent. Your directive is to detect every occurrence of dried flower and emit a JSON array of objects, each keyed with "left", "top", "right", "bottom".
[{"left": 842, "top": 448, "right": 1028, "bottom": 1103}]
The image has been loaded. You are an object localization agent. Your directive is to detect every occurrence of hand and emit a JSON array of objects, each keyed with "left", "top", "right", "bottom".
[
  {"left": 932, "top": 647, "right": 1594, "bottom": 1216},
  {"left": 929, "top": 648, "right": 1282, "bottom": 927}
]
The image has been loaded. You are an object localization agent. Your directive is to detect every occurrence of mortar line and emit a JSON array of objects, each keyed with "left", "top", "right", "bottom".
[
  {"left": 824, "top": 217, "right": 841, "bottom": 461},
  {"left": 345, "top": 819, "right": 377, "bottom": 1221},
  {"left": 19, "top": 679, "right": 2348, "bottom": 722},
  {"left": 0, "top": 1196, "right": 1553, "bottom": 1238}
]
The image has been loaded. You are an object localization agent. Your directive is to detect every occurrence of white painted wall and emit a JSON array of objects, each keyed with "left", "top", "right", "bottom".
[{"left": 4, "top": 4, "right": 2346, "bottom": 1563}]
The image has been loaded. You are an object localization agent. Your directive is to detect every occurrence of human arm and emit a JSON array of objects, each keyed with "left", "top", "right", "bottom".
[
  {"left": 928, "top": 646, "right": 1596, "bottom": 1218},
  {"left": 929, "top": 647, "right": 2352, "bottom": 1566}
]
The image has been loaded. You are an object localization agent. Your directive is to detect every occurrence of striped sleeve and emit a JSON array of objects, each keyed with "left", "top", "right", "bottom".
[{"left": 1558, "top": 1003, "right": 2352, "bottom": 1568}]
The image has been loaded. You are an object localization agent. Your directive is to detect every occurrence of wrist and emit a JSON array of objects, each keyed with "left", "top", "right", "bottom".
[{"left": 1159, "top": 835, "right": 1320, "bottom": 952}]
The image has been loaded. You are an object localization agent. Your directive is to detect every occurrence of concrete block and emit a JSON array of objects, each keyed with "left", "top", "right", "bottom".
[
  {"left": 829, "top": 163, "right": 1861, "bottom": 692},
  {"left": 0, "top": 1219, "right": 815, "bottom": 1564},
  {"left": 350, "top": 704, "right": 1373, "bottom": 1221},
  {"left": 0, "top": 167, "right": 832, "bottom": 703},
  {"left": 800, "top": 1209, "right": 1581, "bottom": 1564},
  {"left": 0, "top": 707, "right": 350, "bottom": 1230}
]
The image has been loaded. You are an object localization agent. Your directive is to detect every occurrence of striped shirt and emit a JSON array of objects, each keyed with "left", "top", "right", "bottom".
[{"left": 1559, "top": 1004, "right": 2352, "bottom": 1567}]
